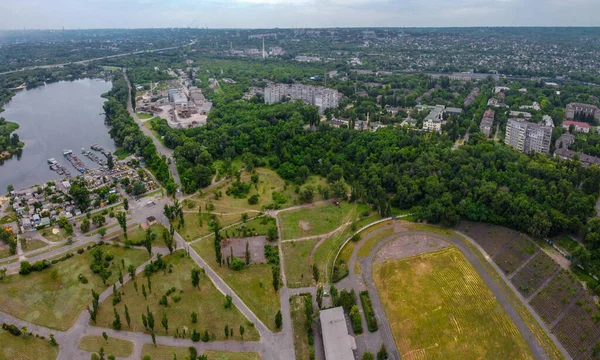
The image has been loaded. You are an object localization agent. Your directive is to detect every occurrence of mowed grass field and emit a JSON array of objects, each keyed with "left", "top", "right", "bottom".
[
  {"left": 141, "top": 344, "right": 260, "bottom": 360},
  {"left": 94, "top": 251, "right": 259, "bottom": 341},
  {"left": 0, "top": 328, "right": 59, "bottom": 360},
  {"left": 278, "top": 202, "right": 361, "bottom": 240},
  {"left": 373, "top": 247, "right": 532, "bottom": 360},
  {"left": 192, "top": 237, "right": 280, "bottom": 332},
  {"left": 77, "top": 335, "right": 133, "bottom": 358},
  {"left": 0, "top": 245, "right": 149, "bottom": 330},
  {"left": 282, "top": 239, "right": 319, "bottom": 288}
]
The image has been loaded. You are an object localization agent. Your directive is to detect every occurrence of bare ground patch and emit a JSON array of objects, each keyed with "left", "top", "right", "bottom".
[
  {"left": 221, "top": 236, "right": 268, "bottom": 263},
  {"left": 374, "top": 234, "right": 449, "bottom": 264}
]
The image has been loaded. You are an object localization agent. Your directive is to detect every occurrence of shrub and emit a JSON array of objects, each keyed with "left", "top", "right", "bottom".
[
  {"left": 360, "top": 291, "right": 378, "bottom": 332},
  {"left": 2, "top": 323, "right": 22, "bottom": 336},
  {"left": 78, "top": 274, "right": 88, "bottom": 284},
  {"left": 19, "top": 261, "right": 32, "bottom": 275},
  {"left": 231, "top": 257, "right": 245, "bottom": 270},
  {"left": 191, "top": 329, "right": 200, "bottom": 342},
  {"left": 173, "top": 295, "right": 182, "bottom": 303},
  {"left": 349, "top": 305, "right": 363, "bottom": 334},
  {"left": 247, "top": 194, "right": 259, "bottom": 205}
]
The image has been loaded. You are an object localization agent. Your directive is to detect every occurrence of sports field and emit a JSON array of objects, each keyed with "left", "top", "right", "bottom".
[{"left": 373, "top": 247, "right": 532, "bottom": 360}]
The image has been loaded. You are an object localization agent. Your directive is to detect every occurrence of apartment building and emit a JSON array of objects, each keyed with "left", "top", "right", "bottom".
[
  {"left": 505, "top": 118, "right": 552, "bottom": 154},
  {"left": 264, "top": 83, "right": 339, "bottom": 114}
]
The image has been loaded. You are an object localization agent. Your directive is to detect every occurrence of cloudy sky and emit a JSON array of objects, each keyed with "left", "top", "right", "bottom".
[{"left": 1, "top": 0, "right": 599, "bottom": 29}]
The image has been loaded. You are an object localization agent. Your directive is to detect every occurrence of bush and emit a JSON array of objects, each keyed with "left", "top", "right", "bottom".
[
  {"left": 173, "top": 295, "right": 181, "bottom": 303},
  {"left": 360, "top": 291, "right": 378, "bottom": 332},
  {"left": 247, "top": 194, "right": 259, "bottom": 205},
  {"left": 191, "top": 329, "right": 200, "bottom": 342},
  {"left": 78, "top": 274, "right": 88, "bottom": 284},
  {"left": 231, "top": 257, "right": 245, "bottom": 271},
  {"left": 77, "top": 248, "right": 85, "bottom": 254},
  {"left": 19, "top": 261, "right": 32, "bottom": 275},
  {"left": 2, "top": 323, "right": 22, "bottom": 336},
  {"left": 349, "top": 305, "right": 363, "bottom": 334},
  {"left": 226, "top": 181, "right": 250, "bottom": 198}
]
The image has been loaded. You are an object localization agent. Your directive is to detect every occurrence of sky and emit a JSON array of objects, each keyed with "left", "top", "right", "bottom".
[{"left": 1, "top": 0, "right": 600, "bottom": 29}]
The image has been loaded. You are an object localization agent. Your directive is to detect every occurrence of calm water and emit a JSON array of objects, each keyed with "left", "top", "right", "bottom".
[{"left": 0, "top": 78, "right": 115, "bottom": 191}]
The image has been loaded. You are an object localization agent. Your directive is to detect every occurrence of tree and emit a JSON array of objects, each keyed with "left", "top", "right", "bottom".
[
  {"left": 239, "top": 325, "right": 245, "bottom": 339},
  {"left": 242, "top": 213, "right": 248, "bottom": 223},
  {"left": 107, "top": 155, "right": 114, "bottom": 170},
  {"left": 142, "top": 284, "right": 147, "bottom": 299},
  {"left": 142, "top": 313, "right": 148, "bottom": 328},
  {"left": 0, "top": 268, "right": 7, "bottom": 281},
  {"left": 163, "top": 229, "right": 174, "bottom": 254},
  {"left": 245, "top": 241, "right": 251, "bottom": 265},
  {"left": 212, "top": 219, "right": 222, "bottom": 265},
  {"left": 275, "top": 310, "right": 282, "bottom": 329},
  {"left": 572, "top": 244, "right": 591, "bottom": 268},
  {"left": 147, "top": 306, "right": 155, "bottom": 330},
  {"left": 224, "top": 294, "right": 233, "bottom": 309},
  {"left": 144, "top": 228, "right": 156, "bottom": 255},
  {"left": 361, "top": 352, "right": 375, "bottom": 360},
  {"left": 102, "top": 331, "right": 108, "bottom": 341},
  {"left": 224, "top": 324, "right": 229, "bottom": 338},
  {"left": 151, "top": 331, "right": 156, "bottom": 346},
  {"left": 116, "top": 212, "right": 127, "bottom": 241},
  {"left": 316, "top": 285, "right": 323, "bottom": 309},
  {"left": 272, "top": 265, "right": 280, "bottom": 291},
  {"left": 312, "top": 264, "right": 320, "bottom": 283},
  {"left": 123, "top": 198, "right": 129, "bottom": 211},
  {"left": 69, "top": 181, "right": 91, "bottom": 211},
  {"left": 98, "top": 227, "right": 107, "bottom": 239},
  {"left": 189, "top": 347, "right": 197, "bottom": 360},
  {"left": 266, "top": 226, "right": 278, "bottom": 242},
  {"left": 377, "top": 344, "right": 388, "bottom": 360},
  {"left": 128, "top": 264, "right": 136, "bottom": 279},
  {"left": 93, "top": 214, "right": 106, "bottom": 228},
  {"left": 191, "top": 311, "right": 198, "bottom": 323},
  {"left": 125, "top": 305, "right": 131, "bottom": 328},
  {"left": 81, "top": 218, "right": 91, "bottom": 233},
  {"left": 6, "top": 184, "right": 13, "bottom": 194},
  {"left": 191, "top": 268, "right": 201, "bottom": 288},
  {"left": 112, "top": 307, "right": 122, "bottom": 330},
  {"left": 161, "top": 312, "right": 169, "bottom": 333}
]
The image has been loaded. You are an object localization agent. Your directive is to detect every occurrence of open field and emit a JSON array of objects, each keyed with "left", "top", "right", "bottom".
[
  {"left": 113, "top": 223, "right": 169, "bottom": 247},
  {"left": 0, "top": 244, "right": 148, "bottom": 330},
  {"left": 553, "top": 292, "right": 600, "bottom": 359},
  {"left": 282, "top": 239, "right": 319, "bottom": 288},
  {"left": 373, "top": 247, "right": 533, "bottom": 359},
  {"left": 21, "top": 238, "right": 47, "bottom": 252},
  {"left": 39, "top": 227, "right": 67, "bottom": 242},
  {"left": 0, "top": 213, "right": 16, "bottom": 224},
  {"left": 77, "top": 335, "right": 133, "bottom": 358},
  {"left": 279, "top": 202, "right": 360, "bottom": 240},
  {"left": 141, "top": 345, "right": 260, "bottom": 360},
  {"left": 192, "top": 236, "right": 280, "bottom": 332},
  {"left": 290, "top": 294, "right": 313, "bottom": 360},
  {"left": 0, "top": 328, "right": 59, "bottom": 360},
  {"left": 530, "top": 270, "right": 582, "bottom": 325},
  {"left": 510, "top": 252, "right": 560, "bottom": 297},
  {"left": 493, "top": 235, "right": 537, "bottom": 274},
  {"left": 174, "top": 212, "right": 242, "bottom": 242},
  {"left": 94, "top": 250, "right": 259, "bottom": 341},
  {"left": 136, "top": 112, "right": 154, "bottom": 119}
]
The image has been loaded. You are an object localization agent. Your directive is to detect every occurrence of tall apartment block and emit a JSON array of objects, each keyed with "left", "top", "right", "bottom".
[
  {"left": 264, "top": 83, "right": 339, "bottom": 114},
  {"left": 505, "top": 118, "right": 552, "bottom": 154}
]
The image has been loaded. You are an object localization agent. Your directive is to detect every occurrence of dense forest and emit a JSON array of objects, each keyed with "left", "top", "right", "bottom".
[
  {"left": 102, "top": 72, "right": 173, "bottom": 192},
  {"left": 148, "top": 99, "right": 599, "bottom": 239},
  {"left": 0, "top": 117, "right": 23, "bottom": 159}
]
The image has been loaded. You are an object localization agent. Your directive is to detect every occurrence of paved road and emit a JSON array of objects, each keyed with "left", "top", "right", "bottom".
[
  {"left": 123, "top": 71, "right": 182, "bottom": 192},
  {"left": 0, "top": 40, "right": 196, "bottom": 76}
]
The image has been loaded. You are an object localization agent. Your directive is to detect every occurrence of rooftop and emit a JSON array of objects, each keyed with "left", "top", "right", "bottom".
[{"left": 320, "top": 307, "right": 356, "bottom": 360}]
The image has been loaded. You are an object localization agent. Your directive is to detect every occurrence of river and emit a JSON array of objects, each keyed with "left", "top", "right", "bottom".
[{"left": 0, "top": 78, "right": 115, "bottom": 192}]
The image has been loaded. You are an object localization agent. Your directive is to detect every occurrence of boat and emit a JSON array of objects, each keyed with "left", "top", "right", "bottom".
[{"left": 47, "top": 158, "right": 56, "bottom": 164}]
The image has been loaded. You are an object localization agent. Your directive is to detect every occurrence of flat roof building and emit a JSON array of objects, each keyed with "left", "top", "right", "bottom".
[
  {"left": 505, "top": 118, "right": 552, "bottom": 154},
  {"left": 320, "top": 307, "right": 356, "bottom": 360},
  {"left": 480, "top": 109, "right": 495, "bottom": 138}
]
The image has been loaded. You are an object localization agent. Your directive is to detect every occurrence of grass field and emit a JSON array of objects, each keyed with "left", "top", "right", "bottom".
[
  {"left": 0, "top": 244, "right": 148, "bottom": 330},
  {"left": 0, "top": 328, "right": 58, "bottom": 360},
  {"left": 114, "top": 223, "right": 169, "bottom": 247},
  {"left": 174, "top": 212, "right": 243, "bottom": 242},
  {"left": 141, "top": 345, "right": 260, "bottom": 360},
  {"left": 282, "top": 239, "right": 319, "bottom": 288},
  {"left": 192, "top": 237, "right": 280, "bottom": 332},
  {"left": 290, "top": 294, "right": 313, "bottom": 360},
  {"left": 20, "top": 238, "right": 48, "bottom": 252},
  {"left": 113, "top": 148, "right": 131, "bottom": 160},
  {"left": 136, "top": 112, "right": 154, "bottom": 119},
  {"left": 77, "top": 335, "right": 133, "bottom": 358},
  {"left": 279, "top": 202, "right": 360, "bottom": 240},
  {"left": 0, "top": 213, "right": 16, "bottom": 224},
  {"left": 373, "top": 247, "right": 533, "bottom": 360},
  {"left": 39, "top": 227, "right": 67, "bottom": 243},
  {"left": 94, "top": 250, "right": 259, "bottom": 341}
]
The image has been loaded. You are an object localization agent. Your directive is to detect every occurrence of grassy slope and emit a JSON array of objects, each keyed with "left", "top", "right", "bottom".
[
  {"left": 0, "top": 244, "right": 148, "bottom": 330},
  {"left": 282, "top": 239, "right": 319, "bottom": 288},
  {"left": 0, "top": 328, "right": 58, "bottom": 360},
  {"left": 93, "top": 250, "right": 259, "bottom": 341},
  {"left": 192, "top": 237, "right": 280, "bottom": 332},
  {"left": 373, "top": 247, "right": 533, "bottom": 359},
  {"left": 278, "top": 202, "right": 360, "bottom": 240}
]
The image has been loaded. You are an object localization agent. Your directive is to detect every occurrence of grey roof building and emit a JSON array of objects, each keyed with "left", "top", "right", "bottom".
[
  {"left": 320, "top": 307, "right": 356, "bottom": 360},
  {"left": 505, "top": 118, "right": 552, "bottom": 154}
]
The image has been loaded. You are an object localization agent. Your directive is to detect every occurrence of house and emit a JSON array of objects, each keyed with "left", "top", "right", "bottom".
[
  {"left": 555, "top": 133, "right": 575, "bottom": 150},
  {"left": 562, "top": 120, "right": 590, "bottom": 133},
  {"left": 554, "top": 148, "right": 600, "bottom": 167},
  {"left": 320, "top": 307, "right": 356, "bottom": 360},
  {"left": 147, "top": 216, "right": 157, "bottom": 226},
  {"left": 40, "top": 217, "right": 51, "bottom": 227}
]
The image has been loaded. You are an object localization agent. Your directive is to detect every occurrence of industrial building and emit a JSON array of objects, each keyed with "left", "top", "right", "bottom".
[
  {"left": 505, "top": 118, "right": 552, "bottom": 154},
  {"left": 320, "top": 307, "right": 356, "bottom": 360},
  {"left": 264, "top": 83, "right": 339, "bottom": 114}
]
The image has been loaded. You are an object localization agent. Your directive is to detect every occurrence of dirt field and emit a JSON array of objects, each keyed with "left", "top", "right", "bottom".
[
  {"left": 373, "top": 234, "right": 448, "bottom": 264},
  {"left": 373, "top": 247, "right": 533, "bottom": 360},
  {"left": 221, "top": 236, "right": 268, "bottom": 263}
]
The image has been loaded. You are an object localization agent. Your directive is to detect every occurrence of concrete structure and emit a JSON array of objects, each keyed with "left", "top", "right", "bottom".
[
  {"left": 320, "top": 307, "right": 356, "bottom": 360},
  {"left": 146, "top": 216, "right": 157, "bottom": 226},
  {"left": 555, "top": 148, "right": 600, "bottom": 167},
  {"left": 562, "top": 120, "right": 590, "bottom": 133},
  {"left": 555, "top": 133, "right": 575, "bottom": 150},
  {"left": 264, "top": 83, "right": 339, "bottom": 114},
  {"left": 509, "top": 111, "right": 532, "bottom": 119},
  {"left": 505, "top": 118, "right": 552, "bottom": 154},
  {"left": 566, "top": 103, "right": 600, "bottom": 121},
  {"left": 542, "top": 115, "right": 554, "bottom": 128},
  {"left": 480, "top": 109, "right": 495, "bottom": 138}
]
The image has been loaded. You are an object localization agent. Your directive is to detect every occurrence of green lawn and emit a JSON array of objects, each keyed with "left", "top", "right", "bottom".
[
  {"left": 282, "top": 239, "right": 319, "bottom": 288},
  {"left": 20, "top": 238, "right": 48, "bottom": 253},
  {"left": 39, "top": 228, "right": 67, "bottom": 243},
  {"left": 0, "top": 213, "right": 16, "bottom": 224},
  {"left": 0, "top": 244, "right": 149, "bottom": 330},
  {"left": 141, "top": 345, "right": 260, "bottom": 360},
  {"left": 553, "top": 235, "right": 579, "bottom": 253},
  {"left": 77, "top": 335, "right": 133, "bottom": 358},
  {"left": 136, "top": 112, "right": 154, "bottom": 119},
  {"left": 94, "top": 250, "right": 259, "bottom": 341},
  {"left": 113, "top": 148, "right": 131, "bottom": 160},
  {"left": 278, "top": 202, "right": 360, "bottom": 240},
  {"left": 114, "top": 223, "right": 169, "bottom": 247},
  {"left": 0, "top": 328, "right": 58, "bottom": 360},
  {"left": 227, "top": 216, "right": 276, "bottom": 238},
  {"left": 175, "top": 212, "right": 244, "bottom": 242},
  {"left": 192, "top": 237, "right": 280, "bottom": 332},
  {"left": 373, "top": 247, "right": 533, "bottom": 359},
  {"left": 290, "top": 294, "right": 313, "bottom": 360}
]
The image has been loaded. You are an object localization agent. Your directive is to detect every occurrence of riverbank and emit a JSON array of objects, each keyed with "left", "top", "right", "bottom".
[{"left": 0, "top": 120, "right": 23, "bottom": 161}]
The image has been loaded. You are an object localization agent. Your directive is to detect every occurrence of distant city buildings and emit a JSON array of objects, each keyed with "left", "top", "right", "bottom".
[
  {"left": 480, "top": 109, "right": 495, "bottom": 138},
  {"left": 294, "top": 56, "right": 321, "bottom": 62},
  {"left": 264, "top": 83, "right": 339, "bottom": 114},
  {"left": 565, "top": 103, "right": 600, "bottom": 122},
  {"left": 562, "top": 120, "right": 590, "bottom": 133},
  {"left": 505, "top": 118, "right": 552, "bottom": 154},
  {"left": 431, "top": 72, "right": 500, "bottom": 82}
]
